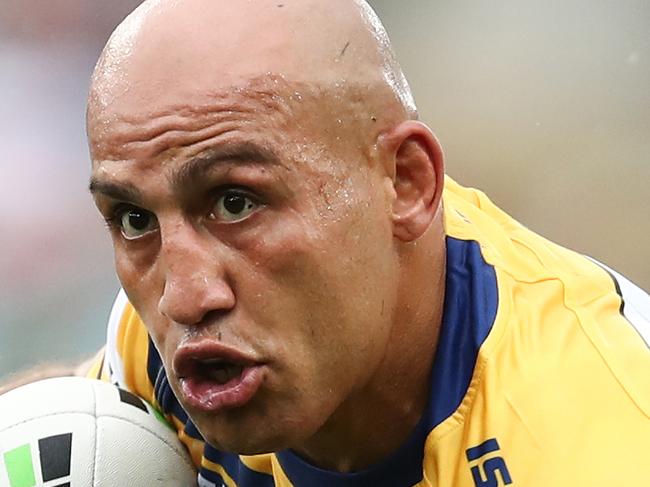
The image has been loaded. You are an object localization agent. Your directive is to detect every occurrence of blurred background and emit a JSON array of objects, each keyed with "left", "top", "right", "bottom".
[{"left": 1, "top": 0, "right": 648, "bottom": 381}]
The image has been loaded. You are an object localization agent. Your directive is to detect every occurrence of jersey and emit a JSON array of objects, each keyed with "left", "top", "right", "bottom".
[{"left": 87, "top": 176, "right": 650, "bottom": 486}]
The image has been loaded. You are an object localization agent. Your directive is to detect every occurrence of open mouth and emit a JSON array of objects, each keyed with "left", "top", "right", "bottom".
[
  {"left": 173, "top": 343, "right": 265, "bottom": 413},
  {"left": 195, "top": 359, "right": 245, "bottom": 385}
]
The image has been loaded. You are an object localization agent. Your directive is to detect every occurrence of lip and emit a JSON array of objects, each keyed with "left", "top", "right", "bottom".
[{"left": 173, "top": 341, "right": 265, "bottom": 413}]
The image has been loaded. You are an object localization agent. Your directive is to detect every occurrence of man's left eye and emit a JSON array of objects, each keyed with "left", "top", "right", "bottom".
[{"left": 211, "top": 191, "right": 259, "bottom": 222}]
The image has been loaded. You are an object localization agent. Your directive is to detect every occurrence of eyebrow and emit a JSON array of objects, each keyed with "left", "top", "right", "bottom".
[
  {"left": 88, "top": 141, "right": 280, "bottom": 202},
  {"left": 88, "top": 179, "right": 143, "bottom": 205},
  {"left": 170, "top": 141, "right": 282, "bottom": 188}
]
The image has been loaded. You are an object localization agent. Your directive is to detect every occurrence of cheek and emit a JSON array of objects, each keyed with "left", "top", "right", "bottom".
[
  {"left": 239, "top": 193, "right": 396, "bottom": 383},
  {"left": 114, "top": 246, "right": 157, "bottom": 301},
  {"left": 113, "top": 243, "right": 169, "bottom": 342}
]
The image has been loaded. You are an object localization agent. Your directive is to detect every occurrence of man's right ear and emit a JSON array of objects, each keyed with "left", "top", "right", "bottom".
[{"left": 379, "top": 121, "right": 445, "bottom": 242}]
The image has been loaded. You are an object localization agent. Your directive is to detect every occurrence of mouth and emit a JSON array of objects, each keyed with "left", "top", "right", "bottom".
[{"left": 173, "top": 342, "right": 265, "bottom": 414}]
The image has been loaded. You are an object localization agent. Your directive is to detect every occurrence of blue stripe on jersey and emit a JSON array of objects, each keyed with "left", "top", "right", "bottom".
[
  {"left": 203, "top": 445, "right": 276, "bottom": 486},
  {"left": 275, "top": 237, "right": 499, "bottom": 487},
  {"left": 147, "top": 338, "right": 205, "bottom": 441},
  {"left": 425, "top": 237, "right": 499, "bottom": 429}
]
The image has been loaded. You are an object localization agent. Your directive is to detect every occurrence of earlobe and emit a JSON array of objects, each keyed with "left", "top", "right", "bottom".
[{"left": 381, "top": 121, "right": 444, "bottom": 242}]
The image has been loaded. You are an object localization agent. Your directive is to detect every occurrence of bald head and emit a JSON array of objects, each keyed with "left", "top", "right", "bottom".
[{"left": 88, "top": 0, "right": 416, "bottom": 139}]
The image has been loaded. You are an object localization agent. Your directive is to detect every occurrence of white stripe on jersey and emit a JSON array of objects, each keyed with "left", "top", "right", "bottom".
[
  {"left": 198, "top": 474, "right": 220, "bottom": 487},
  {"left": 105, "top": 289, "right": 130, "bottom": 388},
  {"left": 588, "top": 257, "right": 650, "bottom": 347}
]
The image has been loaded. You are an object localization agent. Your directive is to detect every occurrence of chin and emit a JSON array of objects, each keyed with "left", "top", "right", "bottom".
[{"left": 190, "top": 407, "right": 304, "bottom": 455}]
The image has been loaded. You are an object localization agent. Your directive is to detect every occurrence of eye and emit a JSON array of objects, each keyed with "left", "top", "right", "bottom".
[
  {"left": 118, "top": 207, "right": 159, "bottom": 240},
  {"left": 210, "top": 190, "right": 259, "bottom": 222}
]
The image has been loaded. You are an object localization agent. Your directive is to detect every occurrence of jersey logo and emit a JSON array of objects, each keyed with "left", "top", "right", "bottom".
[{"left": 466, "top": 438, "right": 513, "bottom": 487}]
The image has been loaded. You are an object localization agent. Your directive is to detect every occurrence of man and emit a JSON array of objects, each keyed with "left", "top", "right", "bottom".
[{"left": 72, "top": 0, "right": 650, "bottom": 485}]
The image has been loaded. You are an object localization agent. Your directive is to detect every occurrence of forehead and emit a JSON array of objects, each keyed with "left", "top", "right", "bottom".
[
  {"left": 89, "top": 77, "right": 297, "bottom": 164},
  {"left": 88, "top": 74, "right": 379, "bottom": 177}
]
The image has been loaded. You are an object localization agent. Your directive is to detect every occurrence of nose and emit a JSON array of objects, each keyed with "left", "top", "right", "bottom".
[{"left": 157, "top": 224, "right": 235, "bottom": 326}]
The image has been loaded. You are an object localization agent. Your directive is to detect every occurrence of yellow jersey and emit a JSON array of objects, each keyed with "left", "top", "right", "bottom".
[{"left": 88, "top": 177, "right": 650, "bottom": 486}]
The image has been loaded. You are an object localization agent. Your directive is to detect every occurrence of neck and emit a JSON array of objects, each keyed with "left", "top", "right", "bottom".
[{"left": 293, "top": 222, "right": 447, "bottom": 472}]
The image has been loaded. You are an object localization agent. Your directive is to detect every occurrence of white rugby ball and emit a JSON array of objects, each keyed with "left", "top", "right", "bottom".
[{"left": 0, "top": 377, "right": 197, "bottom": 486}]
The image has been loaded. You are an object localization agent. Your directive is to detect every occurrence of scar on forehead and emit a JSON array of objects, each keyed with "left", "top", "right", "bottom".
[{"left": 339, "top": 41, "right": 351, "bottom": 59}]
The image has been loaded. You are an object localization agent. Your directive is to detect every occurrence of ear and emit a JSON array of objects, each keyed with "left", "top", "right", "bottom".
[{"left": 380, "top": 121, "right": 444, "bottom": 242}]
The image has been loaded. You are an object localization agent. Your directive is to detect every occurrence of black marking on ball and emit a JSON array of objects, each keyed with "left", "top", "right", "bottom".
[
  {"left": 39, "top": 433, "right": 72, "bottom": 481},
  {"left": 119, "top": 387, "right": 148, "bottom": 413}
]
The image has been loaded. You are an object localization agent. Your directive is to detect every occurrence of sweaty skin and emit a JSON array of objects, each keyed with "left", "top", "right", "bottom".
[{"left": 88, "top": 0, "right": 446, "bottom": 473}]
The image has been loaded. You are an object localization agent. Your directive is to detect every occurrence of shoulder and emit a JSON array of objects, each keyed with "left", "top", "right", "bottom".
[
  {"left": 442, "top": 176, "right": 650, "bottom": 412},
  {"left": 442, "top": 177, "right": 649, "bottom": 361},
  {"left": 435, "top": 179, "right": 650, "bottom": 482},
  {"left": 104, "top": 290, "right": 158, "bottom": 402}
]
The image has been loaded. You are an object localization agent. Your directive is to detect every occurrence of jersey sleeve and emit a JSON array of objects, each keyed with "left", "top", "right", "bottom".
[
  {"left": 85, "top": 289, "right": 157, "bottom": 406},
  {"left": 588, "top": 257, "right": 650, "bottom": 346},
  {"left": 83, "top": 346, "right": 109, "bottom": 381}
]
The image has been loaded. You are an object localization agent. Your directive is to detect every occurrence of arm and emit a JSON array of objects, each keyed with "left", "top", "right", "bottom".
[{"left": 0, "top": 347, "right": 106, "bottom": 395}]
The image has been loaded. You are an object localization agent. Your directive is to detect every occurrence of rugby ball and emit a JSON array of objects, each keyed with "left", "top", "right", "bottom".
[{"left": 0, "top": 377, "right": 197, "bottom": 486}]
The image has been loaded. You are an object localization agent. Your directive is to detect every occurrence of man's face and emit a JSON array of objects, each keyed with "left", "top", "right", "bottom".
[{"left": 89, "top": 80, "right": 399, "bottom": 453}]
